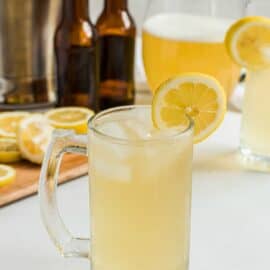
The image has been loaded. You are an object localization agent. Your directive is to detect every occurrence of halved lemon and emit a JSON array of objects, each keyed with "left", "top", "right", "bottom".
[
  {"left": 0, "top": 165, "right": 16, "bottom": 187},
  {"left": 152, "top": 73, "right": 226, "bottom": 143},
  {"left": 45, "top": 107, "right": 94, "bottom": 134},
  {"left": 0, "top": 138, "right": 21, "bottom": 163},
  {"left": 0, "top": 112, "right": 29, "bottom": 138},
  {"left": 225, "top": 16, "right": 270, "bottom": 70},
  {"left": 18, "top": 114, "right": 54, "bottom": 164}
]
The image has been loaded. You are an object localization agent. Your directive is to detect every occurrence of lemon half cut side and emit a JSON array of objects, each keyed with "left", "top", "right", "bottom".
[{"left": 0, "top": 165, "right": 16, "bottom": 187}]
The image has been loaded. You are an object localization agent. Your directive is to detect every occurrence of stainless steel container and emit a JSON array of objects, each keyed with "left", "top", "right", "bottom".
[{"left": 0, "top": 0, "right": 62, "bottom": 110}]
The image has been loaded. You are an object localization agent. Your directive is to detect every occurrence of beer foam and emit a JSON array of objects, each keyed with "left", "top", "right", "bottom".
[{"left": 143, "top": 13, "right": 234, "bottom": 43}]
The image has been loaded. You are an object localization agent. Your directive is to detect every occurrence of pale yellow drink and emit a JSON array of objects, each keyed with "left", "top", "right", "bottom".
[
  {"left": 89, "top": 107, "right": 193, "bottom": 270},
  {"left": 143, "top": 13, "right": 240, "bottom": 96},
  {"left": 241, "top": 68, "right": 270, "bottom": 157}
]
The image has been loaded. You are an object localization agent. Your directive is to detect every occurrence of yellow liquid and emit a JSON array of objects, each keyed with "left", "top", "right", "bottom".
[
  {"left": 241, "top": 68, "right": 270, "bottom": 156},
  {"left": 89, "top": 108, "right": 193, "bottom": 270},
  {"left": 143, "top": 13, "right": 240, "bottom": 96}
]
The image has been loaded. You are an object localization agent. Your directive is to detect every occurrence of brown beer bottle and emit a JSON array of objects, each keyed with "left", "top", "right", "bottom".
[
  {"left": 96, "top": 0, "right": 136, "bottom": 110},
  {"left": 55, "top": 0, "right": 99, "bottom": 110}
]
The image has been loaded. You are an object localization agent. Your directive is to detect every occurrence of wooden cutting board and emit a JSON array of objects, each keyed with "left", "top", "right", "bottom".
[
  {"left": 0, "top": 90, "right": 151, "bottom": 207},
  {"left": 0, "top": 154, "right": 88, "bottom": 207}
]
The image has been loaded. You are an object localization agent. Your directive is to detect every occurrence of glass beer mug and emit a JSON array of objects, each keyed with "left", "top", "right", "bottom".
[
  {"left": 39, "top": 105, "right": 193, "bottom": 270},
  {"left": 142, "top": 0, "right": 249, "bottom": 97}
]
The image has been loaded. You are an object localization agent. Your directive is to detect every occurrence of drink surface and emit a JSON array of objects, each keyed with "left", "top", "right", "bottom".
[
  {"left": 143, "top": 13, "right": 240, "bottom": 96},
  {"left": 241, "top": 68, "right": 270, "bottom": 156},
  {"left": 99, "top": 35, "right": 135, "bottom": 110},
  {"left": 89, "top": 107, "right": 193, "bottom": 270}
]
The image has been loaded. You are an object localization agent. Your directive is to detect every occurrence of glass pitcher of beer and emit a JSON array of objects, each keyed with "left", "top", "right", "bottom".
[{"left": 142, "top": 0, "right": 248, "bottom": 97}]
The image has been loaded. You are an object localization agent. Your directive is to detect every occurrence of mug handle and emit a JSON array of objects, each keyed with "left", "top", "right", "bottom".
[{"left": 39, "top": 129, "right": 90, "bottom": 259}]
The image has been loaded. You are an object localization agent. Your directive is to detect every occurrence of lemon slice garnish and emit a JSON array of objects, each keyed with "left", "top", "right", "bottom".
[
  {"left": 225, "top": 16, "right": 270, "bottom": 70},
  {"left": 45, "top": 107, "right": 94, "bottom": 134},
  {"left": 0, "top": 165, "right": 16, "bottom": 187},
  {"left": 18, "top": 114, "right": 53, "bottom": 164},
  {"left": 152, "top": 73, "right": 226, "bottom": 143},
  {"left": 0, "top": 112, "right": 29, "bottom": 138},
  {"left": 0, "top": 138, "right": 21, "bottom": 163}
]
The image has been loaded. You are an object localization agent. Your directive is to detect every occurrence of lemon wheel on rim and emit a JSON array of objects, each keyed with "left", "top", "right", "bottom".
[
  {"left": 152, "top": 73, "right": 226, "bottom": 143},
  {"left": 225, "top": 16, "right": 270, "bottom": 70}
]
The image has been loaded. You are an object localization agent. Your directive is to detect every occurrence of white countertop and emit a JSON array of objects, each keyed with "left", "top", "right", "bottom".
[{"left": 1, "top": 111, "right": 270, "bottom": 270}]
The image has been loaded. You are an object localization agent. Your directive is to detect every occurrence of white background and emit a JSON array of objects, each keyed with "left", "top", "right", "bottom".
[{"left": 90, "top": 0, "right": 270, "bottom": 27}]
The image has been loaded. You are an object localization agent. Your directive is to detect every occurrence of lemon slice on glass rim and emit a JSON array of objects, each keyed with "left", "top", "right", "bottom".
[
  {"left": 45, "top": 107, "right": 95, "bottom": 134},
  {"left": 152, "top": 73, "right": 226, "bottom": 143},
  {"left": 225, "top": 16, "right": 270, "bottom": 70},
  {"left": 0, "top": 165, "right": 16, "bottom": 188}
]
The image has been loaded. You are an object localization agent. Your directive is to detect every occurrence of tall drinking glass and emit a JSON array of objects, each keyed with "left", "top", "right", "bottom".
[
  {"left": 142, "top": 0, "right": 248, "bottom": 97},
  {"left": 240, "top": 1, "right": 270, "bottom": 171},
  {"left": 39, "top": 105, "right": 193, "bottom": 270}
]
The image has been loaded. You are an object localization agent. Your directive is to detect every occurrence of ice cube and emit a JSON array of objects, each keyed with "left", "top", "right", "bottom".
[
  {"left": 99, "top": 121, "right": 130, "bottom": 140},
  {"left": 92, "top": 138, "right": 130, "bottom": 162},
  {"left": 93, "top": 158, "right": 131, "bottom": 182},
  {"left": 120, "top": 119, "right": 152, "bottom": 140},
  {"left": 93, "top": 121, "right": 133, "bottom": 160},
  {"left": 99, "top": 116, "right": 152, "bottom": 141}
]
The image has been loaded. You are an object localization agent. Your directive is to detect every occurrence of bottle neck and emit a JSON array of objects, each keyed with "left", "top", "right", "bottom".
[
  {"left": 63, "top": 0, "right": 89, "bottom": 21},
  {"left": 104, "top": 0, "right": 127, "bottom": 12}
]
